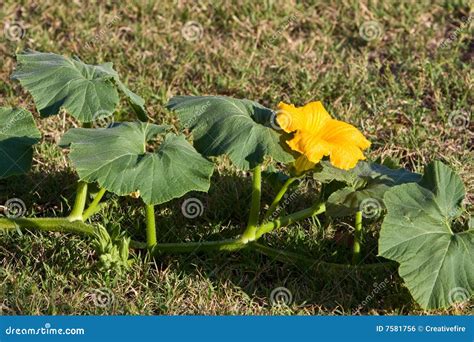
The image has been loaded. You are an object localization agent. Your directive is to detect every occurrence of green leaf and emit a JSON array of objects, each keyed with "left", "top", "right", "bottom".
[
  {"left": 316, "top": 161, "right": 421, "bottom": 217},
  {"left": 314, "top": 161, "right": 368, "bottom": 188},
  {"left": 167, "top": 96, "right": 294, "bottom": 170},
  {"left": 379, "top": 161, "right": 473, "bottom": 309},
  {"left": 12, "top": 50, "right": 147, "bottom": 122},
  {"left": 0, "top": 107, "right": 41, "bottom": 179},
  {"left": 418, "top": 161, "right": 465, "bottom": 218},
  {"left": 116, "top": 79, "right": 148, "bottom": 122},
  {"left": 60, "top": 122, "right": 214, "bottom": 205}
]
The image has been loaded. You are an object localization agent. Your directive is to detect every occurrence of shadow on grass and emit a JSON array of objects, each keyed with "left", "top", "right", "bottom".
[
  {"left": 0, "top": 169, "right": 411, "bottom": 314},
  {"left": 0, "top": 168, "right": 78, "bottom": 217}
]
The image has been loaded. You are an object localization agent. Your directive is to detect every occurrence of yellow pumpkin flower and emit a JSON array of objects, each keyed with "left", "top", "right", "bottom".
[{"left": 277, "top": 101, "right": 371, "bottom": 171}]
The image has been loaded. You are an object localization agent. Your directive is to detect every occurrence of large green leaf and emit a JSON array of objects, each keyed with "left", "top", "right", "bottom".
[
  {"left": 0, "top": 107, "right": 41, "bottom": 179},
  {"left": 379, "top": 161, "right": 473, "bottom": 309},
  {"left": 314, "top": 161, "right": 421, "bottom": 217},
  {"left": 12, "top": 50, "right": 147, "bottom": 123},
  {"left": 60, "top": 122, "right": 214, "bottom": 205},
  {"left": 166, "top": 96, "right": 294, "bottom": 170}
]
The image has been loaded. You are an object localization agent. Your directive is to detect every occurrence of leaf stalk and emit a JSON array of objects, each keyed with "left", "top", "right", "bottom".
[
  {"left": 241, "top": 164, "right": 262, "bottom": 242},
  {"left": 145, "top": 203, "right": 157, "bottom": 248},
  {"left": 83, "top": 188, "right": 107, "bottom": 221},
  {"left": 263, "top": 176, "right": 299, "bottom": 221},
  {"left": 68, "top": 181, "right": 88, "bottom": 222}
]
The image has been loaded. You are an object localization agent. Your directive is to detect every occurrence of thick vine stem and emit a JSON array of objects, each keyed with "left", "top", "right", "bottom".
[
  {"left": 0, "top": 217, "right": 95, "bottom": 236},
  {"left": 0, "top": 218, "right": 246, "bottom": 252},
  {"left": 0, "top": 216, "right": 395, "bottom": 271},
  {"left": 0, "top": 202, "right": 325, "bottom": 249},
  {"left": 241, "top": 164, "right": 262, "bottom": 243},
  {"left": 0, "top": 217, "right": 244, "bottom": 254}
]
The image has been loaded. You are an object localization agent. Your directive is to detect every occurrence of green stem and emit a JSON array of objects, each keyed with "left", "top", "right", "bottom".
[
  {"left": 68, "top": 122, "right": 93, "bottom": 221},
  {"left": 68, "top": 181, "right": 88, "bottom": 222},
  {"left": 263, "top": 177, "right": 298, "bottom": 221},
  {"left": 0, "top": 202, "right": 325, "bottom": 245},
  {"left": 145, "top": 204, "right": 157, "bottom": 249},
  {"left": 255, "top": 202, "right": 326, "bottom": 239},
  {"left": 82, "top": 188, "right": 107, "bottom": 221},
  {"left": 241, "top": 165, "right": 262, "bottom": 242},
  {"left": 352, "top": 211, "right": 363, "bottom": 265},
  {"left": 0, "top": 217, "right": 244, "bottom": 253},
  {"left": 0, "top": 217, "right": 395, "bottom": 270},
  {"left": 0, "top": 217, "right": 95, "bottom": 236}
]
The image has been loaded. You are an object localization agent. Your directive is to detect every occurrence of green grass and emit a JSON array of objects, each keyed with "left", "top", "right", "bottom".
[{"left": 0, "top": 0, "right": 472, "bottom": 315}]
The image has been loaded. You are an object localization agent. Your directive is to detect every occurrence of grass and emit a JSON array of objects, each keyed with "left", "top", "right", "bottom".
[{"left": 0, "top": 0, "right": 473, "bottom": 315}]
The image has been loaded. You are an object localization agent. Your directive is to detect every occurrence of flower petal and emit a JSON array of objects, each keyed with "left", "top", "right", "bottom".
[
  {"left": 329, "top": 144, "right": 366, "bottom": 170},
  {"left": 277, "top": 101, "right": 331, "bottom": 133},
  {"left": 321, "top": 119, "right": 371, "bottom": 150},
  {"left": 278, "top": 101, "right": 371, "bottom": 171},
  {"left": 287, "top": 131, "right": 331, "bottom": 164}
]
